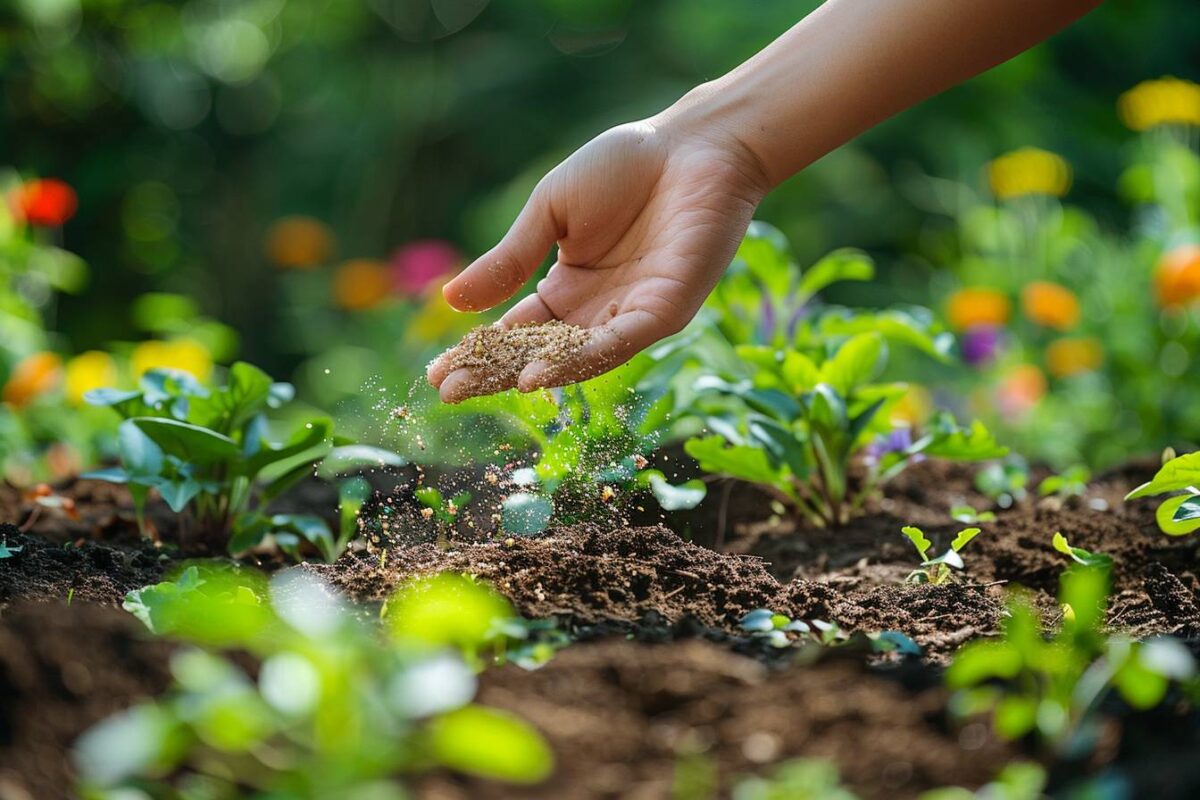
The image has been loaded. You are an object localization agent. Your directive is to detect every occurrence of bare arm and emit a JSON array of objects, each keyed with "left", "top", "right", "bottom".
[{"left": 430, "top": 0, "right": 1102, "bottom": 402}]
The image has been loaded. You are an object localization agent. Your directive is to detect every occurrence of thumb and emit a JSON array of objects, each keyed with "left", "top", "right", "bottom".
[{"left": 442, "top": 183, "right": 559, "bottom": 312}]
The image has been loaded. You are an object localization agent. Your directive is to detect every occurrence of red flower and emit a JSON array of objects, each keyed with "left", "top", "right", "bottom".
[{"left": 15, "top": 179, "right": 78, "bottom": 227}]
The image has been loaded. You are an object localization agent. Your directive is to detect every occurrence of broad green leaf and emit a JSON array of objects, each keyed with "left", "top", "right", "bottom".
[
  {"left": 921, "top": 417, "right": 1008, "bottom": 461},
  {"left": 270, "top": 514, "right": 336, "bottom": 561},
  {"left": 1156, "top": 494, "right": 1200, "bottom": 536},
  {"left": 1113, "top": 656, "right": 1169, "bottom": 710},
  {"left": 317, "top": 445, "right": 407, "bottom": 478},
  {"left": 993, "top": 695, "right": 1038, "bottom": 739},
  {"left": 647, "top": 473, "right": 707, "bottom": 510},
  {"left": 733, "top": 221, "right": 794, "bottom": 298},
  {"left": 156, "top": 478, "right": 203, "bottom": 512},
  {"left": 118, "top": 419, "right": 165, "bottom": 477},
  {"left": 945, "top": 641, "right": 1023, "bottom": 686},
  {"left": 781, "top": 351, "right": 820, "bottom": 393},
  {"left": 819, "top": 333, "right": 885, "bottom": 395},
  {"left": 1126, "top": 451, "right": 1200, "bottom": 499},
  {"left": 950, "top": 527, "right": 981, "bottom": 552},
  {"left": 84, "top": 387, "right": 142, "bottom": 407},
  {"left": 1051, "top": 531, "right": 1112, "bottom": 566},
  {"left": 685, "top": 435, "right": 786, "bottom": 488},
  {"left": 804, "top": 384, "right": 847, "bottom": 431},
  {"left": 416, "top": 487, "right": 444, "bottom": 509},
  {"left": 132, "top": 418, "right": 239, "bottom": 465},
  {"left": 746, "top": 416, "right": 810, "bottom": 477},
  {"left": 242, "top": 417, "right": 333, "bottom": 477},
  {"left": 818, "top": 307, "right": 955, "bottom": 362},
  {"left": 901, "top": 526, "right": 932, "bottom": 561},
  {"left": 430, "top": 706, "right": 553, "bottom": 784},
  {"left": 386, "top": 573, "right": 514, "bottom": 651},
  {"left": 229, "top": 513, "right": 273, "bottom": 554},
  {"left": 797, "top": 248, "right": 874, "bottom": 297}
]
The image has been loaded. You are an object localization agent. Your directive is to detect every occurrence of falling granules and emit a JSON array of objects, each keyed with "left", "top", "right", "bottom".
[{"left": 437, "top": 321, "right": 594, "bottom": 396}]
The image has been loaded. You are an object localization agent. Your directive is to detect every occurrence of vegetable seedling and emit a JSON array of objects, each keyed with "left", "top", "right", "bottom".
[
  {"left": 902, "top": 526, "right": 982, "bottom": 585},
  {"left": 975, "top": 460, "right": 1030, "bottom": 509},
  {"left": 951, "top": 504, "right": 996, "bottom": 524},
  {"left": 1038, "top": 465, "right": 1091, "bottom": 499},
  {"left": 1125, "top": 449, "right": 1200, "bottom": 536},
  {"left": 85, "top": 363, "right": 404, "bottom": 560},
  {"left": 1051, "top": 531, "right": 1112, "bottom": 569}
]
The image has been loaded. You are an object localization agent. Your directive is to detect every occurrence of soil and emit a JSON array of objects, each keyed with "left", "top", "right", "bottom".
[
  {"left": 2, "top": 459, "right": 1198, "bottom": 798},
  {"left": 436, "top": 321, "right": 593, "bottom": 399},
  {"left": 0, "top": 601, "right": 174, "bottom": 799},
  {"left": 420, "top": 639, "right": 1016, "bottom": 800}
]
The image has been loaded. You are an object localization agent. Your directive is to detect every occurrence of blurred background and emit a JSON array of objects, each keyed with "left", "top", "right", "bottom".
[{"left": 3, "top": 0, "right": 1200, "bottom": 477}]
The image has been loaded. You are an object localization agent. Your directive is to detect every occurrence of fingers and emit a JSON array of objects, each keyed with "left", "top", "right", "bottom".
[
  {"left": 516, "top": 309, "right": 665, "bottom": 392},
  {"left": 499, "top": 292, "right": 557, "bottom": 328},
  {"left": 442, "top": 184, "right": 559, "bottom": 312},
  {"left": 436, "top": 368, "right": 513, "bottom": 404}
]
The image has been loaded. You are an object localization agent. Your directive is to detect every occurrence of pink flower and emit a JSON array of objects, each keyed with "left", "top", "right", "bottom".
[{"left": 390, "top": 240, "right": 462, "bottom": 296}]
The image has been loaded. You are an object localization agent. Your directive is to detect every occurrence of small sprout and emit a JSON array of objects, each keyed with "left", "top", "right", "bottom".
[
  {"left": 1126, "top": 449, "right": 1200, "bottom": 537},
  {"left": 902, "top": 525, "right": 982, "bottom": 585},
  {"left": 0, "top": 538, "right": 23, "bottom": 559},
  {"left": 950, "top": 504, "right": 996, "bottom": 524},
  {"left": 1038, "top": 465, "right": 1090, "bottom": 499},
  {"left": 1051, "top": 531, "right": 1112, "bottom": 568}
]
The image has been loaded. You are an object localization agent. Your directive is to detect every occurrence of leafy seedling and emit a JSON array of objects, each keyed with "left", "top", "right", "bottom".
[
  {"left": 951, "top": 504, "right": 996, "bottom": 524},
  {"left": 1038, "top": 465, "right": 1091, "bottom": 499},
  {"left": 0, "top": 537, "right": 22, "bottom": 559},
  {"left": 975, "top": 460, "right": 1030, "bottom": 509},
  {"left": 85, "top": 364, "right": 403, "bottom": 560},
  {"left": 1125, "top": 449, "right": 1200, "bottom": 536},
  {"left": 902, "top": 525, "right": 982, "bottom": 585},
  {"left": 1051, "top": 531, "right": 1112, "bottom": 569}
]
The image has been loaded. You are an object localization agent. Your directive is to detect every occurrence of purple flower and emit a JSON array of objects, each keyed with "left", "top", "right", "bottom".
[
  {"left": 961, "top": 326, "right": 1002, "bottom": 366},
  {"left": 758, "top": 296, "right": 777, "bottom": 343},
  {"left": 864, "top": 427, "right": 925, "bottom": 466}
]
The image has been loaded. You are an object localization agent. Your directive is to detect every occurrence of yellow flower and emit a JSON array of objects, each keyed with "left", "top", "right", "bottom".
[
  {"left": 332, "top": 259, "right": 392, "bottom": 311},
  {"left": 1021, "top": 281, "right": 1080, "bottom": 331},
  {"left": 889, "top": 385, "right": 933, "bottom": 427},
  {"left": 265, "top": 216, "right": 335, "bottom": 269},
  {"left": 946, "top": 287, "right": 1011, "bottom": 331},
  {"left": 1154, "top": 243, "right": 1200, "bottom": 308},
  {"left": 131, "top": 339, "right": 213, "bottom": 382},
  {"left": 64, "top": 351, "right": 118, "bottom": 405},
  {"left": 2, "top": 352, "right": 62, "bottom": 408},
  {"left": 1045, "top": 337, "right": 1103, "bottom": 378},
  {"left": 1118, "top": 77, "right": 1200, "bottom": 131},
  {"left": 406, "top": 285, "right": 475, "bottom": 345},
  {"left": 987, "top": 148, "right": 1072, "bottom": 200}
]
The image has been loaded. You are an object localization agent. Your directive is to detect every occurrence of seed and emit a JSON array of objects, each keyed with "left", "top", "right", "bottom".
[
  {"left": 600, "top": 485, "right": 616, "bottom": 503},
  {"left": 420, "top": 507, "right": 434, "bottom": 520}
]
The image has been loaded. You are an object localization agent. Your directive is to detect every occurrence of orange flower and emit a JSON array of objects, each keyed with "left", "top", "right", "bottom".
[
  {"left": 14, "top": 179, "right": 78, "bottom": 227},
  {"left": 996, "top": 364, "right": 1047, "bottom": 418},
  {"left": 332, "top": 259, "right": 392, "bottom": 311},
  {"left": 1021, "top": 281, "right": 1080, "bottom": 330},
  {"left": 1154, "top": 244, "right": 1200, "bottom": 308},
  {"left": 946, "top": 287, "right": 1011, "bottom": 331},
  {"left": 3, "top": 352, "right": 63, "bottom": 408},
  {"left": 1045, "top": 337, "right": 1103, "bottom": 378},
  {"left": 264, "top": 216, "right": 334, "bottom": 269}
]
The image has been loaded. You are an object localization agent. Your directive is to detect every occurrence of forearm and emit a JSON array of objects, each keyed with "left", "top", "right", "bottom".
[{"left": 657, "top": 0, "right": 1101, "bottom": 189}]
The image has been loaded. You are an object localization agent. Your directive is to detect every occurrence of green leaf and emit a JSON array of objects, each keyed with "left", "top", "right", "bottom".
[
  {"left": 921, "top": 416, "right": 1008, "bottom": 461},
  {"left": 242, "top": 418, "right": 333, "bottom": 478},
  {"left": 317, "top": 445, "right": 407, "bottom": 478},
  {"left": 118, "top": 419, "right": 165, "bottom": 478},
  {"left": 1156, "top": 494, "right": 1200, "bottom": 536},
  {"left": 430, "top": 706, "right": 553, "bottom": 784},
  {"left": 416, "top": 487, "right": 444, "bottom": 509},
  {"left": 797, "top": 248, "right": 874, "bottom": 297},
  {"left": 993, "top": 695, "right": 1039, "bottom": 740},
  {"left": 781, "top": 351, "right": 820, "bottom": 393},
  {"left": 270, "top": 514, "right": 336, "bottom": 561},
  {"left": 1051, "top": 531, "right": 1112, "bottom": 566},
  {"left": 685, "top": 435, "right": 786, "bottom": 488},
  {"left": 0, "top": 540, "right": 22, "bottom": 559},
  {"left": 229, "top": 513, "right": 273, "bottom": 554},
  {"left": 84, "top": 387, "right": 142, "bottom": 408},
  {"left": 132, "top": 418, "right": 239, "bottom": 465},
  {"left": 387, "top": 573, "right": 515, "bottom": 650},
  {"left": 647, "top": 473, "right": 707, "bottom": 511},
  {"left": 819, "top": 333, "right": 885, "bottom": 395},
  {"left": 156, "top": 478, "right": 203, "bottom": 513},
  {"left": 746, "top": 416, "right": 810, "bottom": 477},
  {"left": 950, "top": 527, "right": 982, "bottom": 552},
  {"left": 901, "top": 526, "right": 932, "bottom": 561},
  {"left": 1126, "top": 451, "right": 1200, "bottom": 499}
]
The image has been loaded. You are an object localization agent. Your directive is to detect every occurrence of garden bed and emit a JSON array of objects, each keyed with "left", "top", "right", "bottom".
[{"left": 2, "top": 459, "right": 1199, "bottom": 797}]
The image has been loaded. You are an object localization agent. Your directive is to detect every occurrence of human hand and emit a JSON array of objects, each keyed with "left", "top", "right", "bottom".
[{"left": 426, "top": 112, "right": 769, "bottom": 402}]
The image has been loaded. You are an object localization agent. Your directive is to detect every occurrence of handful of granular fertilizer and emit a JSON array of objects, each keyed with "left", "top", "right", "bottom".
[{"left": 435, "top": 321, "right": 593, "bottom": 400}]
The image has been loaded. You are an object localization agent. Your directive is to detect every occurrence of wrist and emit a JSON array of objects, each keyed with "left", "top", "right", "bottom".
[{"left": 651, "top": 81, "right": 776, "bottom": 199}]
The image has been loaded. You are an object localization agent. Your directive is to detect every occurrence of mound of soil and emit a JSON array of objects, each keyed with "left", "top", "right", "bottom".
[
  {"left": 421, "top": 638, "right": 1015, "bottom": 799},
  {"left": 0, "top": 602, "right": 174, "bottom": 799}
]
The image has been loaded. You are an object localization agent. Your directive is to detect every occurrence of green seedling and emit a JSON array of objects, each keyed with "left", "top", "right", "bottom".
[
  {"left": 731, "top": 758, "right": 859, "bottom": 800},
  {"left": 950, "top": 505, "right": 996, "bottom": 524},
  {"left": 1125, "top": 449, "right": 1200, "bottom": 536},
  {"left": 85, "top": 363, "right": 403, "bottom": 560},
  {"left": 739, "top": 608, "right": 921, "bottom": 656},
  {"left": 1051, "top": 531, "right": 1112, "bottom": 569},
  {"left": 0, "top": 537, "right": 21, "bottom": 559},
  {"left": 947, "top": 566, "right": 1196, "bottom": 754},
  {"left": 975, "top": 460, "right": 1030, "bottom": 509},
  {"left": 902, "top": 526, "right": 982, "bottom": 585},
  {"left": 1038, "top": 465, "right": 1090, "bottom": 499},
  {"left": 83, "top": 565, "right": 553, "bottom": 796},
  {"left": 681, "top": 224, "right": 1004, "bottom": 528}
]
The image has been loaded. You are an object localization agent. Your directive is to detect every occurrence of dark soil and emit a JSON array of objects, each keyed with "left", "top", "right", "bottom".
[
  {"left": 421, "top": 638, "right": 1015, "bottom": 800},
  {"left": 0, "top": 602, "right": 174, "bottom": 799}
]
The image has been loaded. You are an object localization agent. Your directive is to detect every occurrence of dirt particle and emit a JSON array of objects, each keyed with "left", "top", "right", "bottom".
[{"left": 436, "top": 321, "right": 593, "bottom": 397}]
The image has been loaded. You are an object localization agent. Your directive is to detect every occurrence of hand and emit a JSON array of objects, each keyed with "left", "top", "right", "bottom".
[{"left": 427, "top": 112, "right": 769, "bottom": 402}]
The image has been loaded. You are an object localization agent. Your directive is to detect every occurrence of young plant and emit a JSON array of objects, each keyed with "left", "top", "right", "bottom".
[
  {"left": 1051, "top": 531, "right": 1112, "bottom": 569},
  {"left": 901, "top": 526, "right": 982, "bottom": 585},
  {"left": 1037, "top": 464, "right": 1090, "bottom": 499},
  {"left": 950, "top": 504, "right": 997, "bottom": 524},
  {"left": 85, "top": 363, "right": 403, "bottom": 559},
  {"left": 84, "top": 566, "right": 553, "bottom": 796},
  {"left": 947, "top": 566, "right": 1196, "bottom": 753},
  {"left": 682, "top": 224, "right": 1005, "bottom": 527},
  {"left": 1125, "top": 449, "right": 1200, "bottom": 536},
  {"left": 974, "top": 459, "right": 1030, "bottom": 509}
]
